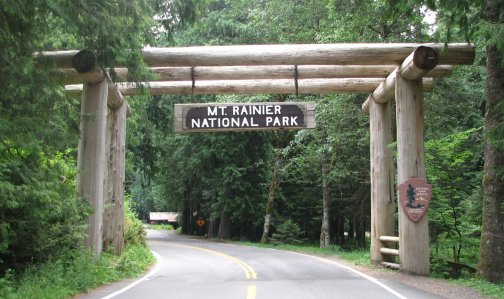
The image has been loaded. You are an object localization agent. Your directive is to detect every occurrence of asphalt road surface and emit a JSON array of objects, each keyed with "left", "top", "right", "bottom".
[{"left": 78, "top": 230, "right": 441, "bottom": 299}]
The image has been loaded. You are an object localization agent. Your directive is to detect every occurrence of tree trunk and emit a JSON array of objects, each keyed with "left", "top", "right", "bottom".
[
  {"left": 182, "top": 202, "right": 191, "bottom": 235},
  {"left": 208, "top": 214, "right": 219, "bottom": 238},
  {"left": 348, "top": 219, "right": 355, "bottom": 242},
  {"left": 320, "top": 149, "right": 331, "bottom": 248},
  {"left": 337, "top": 212, "right": 345, "bottom": 245},
  {"left": 261, "top": 155, "right": 280, "bottom": 243},
  {"left": 218, "top": 213, "right": 231, "bottom": 239},
  {"left": 478, "top": 0, "right": 504, "bottom": 283}
]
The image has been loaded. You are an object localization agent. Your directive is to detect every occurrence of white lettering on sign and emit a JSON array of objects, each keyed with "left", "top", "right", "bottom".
[
  {"left": 180, "top": 103, "right": 313, "bottom": 132},
  {"left": 191, "top": 117, "right": 260, "bottom": 128},
  {"left": 230, "top": 105, "right": 282, "bottom": 116}
]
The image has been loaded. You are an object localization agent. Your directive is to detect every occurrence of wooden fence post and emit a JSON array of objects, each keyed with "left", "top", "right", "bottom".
[
  {"left": 395, "top": 74, "right": 430, "bottom": 275},
  {"left": 369, "top": 100, "right": 396, "bottom": 265},
  {"left": 77, "top": 80, "right": 108, "bottom": 257}
]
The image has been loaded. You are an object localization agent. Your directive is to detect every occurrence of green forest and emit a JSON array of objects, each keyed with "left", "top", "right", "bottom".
[{"left": 1, "top": 0, "right": 504, "bottom": 295}]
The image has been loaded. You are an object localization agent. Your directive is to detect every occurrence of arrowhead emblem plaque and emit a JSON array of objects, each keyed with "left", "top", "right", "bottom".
[{"left": 398, "top": 178, "right": 432, "bottom": 223}]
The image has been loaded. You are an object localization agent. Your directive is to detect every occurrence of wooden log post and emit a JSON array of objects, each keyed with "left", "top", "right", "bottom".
[
  {"left": 367, "top": 46, "right": 438, "bottom": 271},
  {"left": 77, "top": 80, "right": 108, "bottom": 257},
  {"left": 395, "top": 72, "right": 430, "bottom": 275},
  {"left": 74, "top": 50, "right": 127, "bottom": 257},
  {"left": 103, "top": 102, "right": 127, "bottom": 255},
  {"left": 369, "top": 99, "right": 396, "bottom": 265}
]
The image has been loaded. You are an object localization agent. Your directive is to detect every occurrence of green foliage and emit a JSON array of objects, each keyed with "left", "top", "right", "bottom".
[
  {"left": 1, "top": 0, "right": 201, "bottom": 280},
  {"left": 0, "top": 147, "right": 90, "bottom": 273},
  {"left": 147, "top": 224, "right": 175, "bottom": 231},
  {"left": 124, "top": 197, "right": 147, "bottom": 246},
  {"left": 451, "top": 278, "right": 504, "bottom": 299},
  {"left": 0, "top": 245, "right": 154, "bottom": 299},
  {"left": 271, "top": 219, "right": 305, "bottom": 245}
]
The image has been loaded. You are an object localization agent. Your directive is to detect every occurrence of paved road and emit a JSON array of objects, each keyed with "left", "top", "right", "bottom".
[{"left": 78, "top": 230, "right": 441, "bottom": 299}]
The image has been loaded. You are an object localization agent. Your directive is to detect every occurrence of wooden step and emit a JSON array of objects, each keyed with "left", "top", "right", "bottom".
[
  {"left": 379, "top": 236, "right": 400, "bottom": 243},
  {"left": 381, "top": 262, "right": 400, "bottom": 270},
  {"left": 380, "top": 247, "right": 399, "bottom": 256}
]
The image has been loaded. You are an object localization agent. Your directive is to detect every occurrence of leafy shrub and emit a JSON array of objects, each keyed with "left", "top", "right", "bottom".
[
  {"left": 0, "top": 245, "right": 154, "bottom": 299},
  {"left": 271, "top": 219, "right": 304, "bottom": 245},
  {"left": 124, "top": 197, "right": 147, "bottom": 246},
  {"left": 0, "top": 149, "right": 90, "bottom": 274}
]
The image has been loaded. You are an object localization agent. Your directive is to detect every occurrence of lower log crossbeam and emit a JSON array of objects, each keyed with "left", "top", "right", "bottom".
[
  {"left": 65, "top": 78, "right": 434, "bottom": 96},
  {"left": 381, "top": 262, "right": 401, "bottom": 270}
]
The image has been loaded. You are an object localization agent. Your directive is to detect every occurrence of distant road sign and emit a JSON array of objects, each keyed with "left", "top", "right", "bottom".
[
  {"left": 149, "top": 212, "right": 179, "bottom": 222},
  {"left": 196, "top": 218, "right": 206, "bottom": 228},
  {"left": 174, "top": 102, "right": 315, "bottom": 132}
]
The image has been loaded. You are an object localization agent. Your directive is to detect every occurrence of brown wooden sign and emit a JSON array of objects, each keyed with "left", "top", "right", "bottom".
[
  {"left": 398, "top": 178, "right": 432, "bottom": 223},
  {"left": 174, "top": 102, "right": 315, "bottom": 132}
]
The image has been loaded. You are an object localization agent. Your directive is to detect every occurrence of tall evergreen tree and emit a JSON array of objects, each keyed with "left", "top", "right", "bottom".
[{"left": 479, "top": 0, "right": 504, "bottom": 284}]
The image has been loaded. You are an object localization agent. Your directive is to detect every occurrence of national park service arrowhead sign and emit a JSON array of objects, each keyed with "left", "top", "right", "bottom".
[{"left": 398, "top": 178, "right": 432, "bottom": 223}]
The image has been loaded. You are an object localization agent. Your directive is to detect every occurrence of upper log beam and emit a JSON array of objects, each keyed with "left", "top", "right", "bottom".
[
  {"left": 65, "top": 78, "right": 434, "bottom": 96},
  {"left": 71, "top": 50, "right": 105, "bottom": 85},
  {"left": 40, "top": 43, "right": 474, "bottom": 68},
  {"left": 362, "top": 46, "right": 439, "bottom": 113},
  {"left": 58, "top": 65, "right": 453, "bottom": 84},
  {"left": 68, "top": 50, "right": 128, "bottom": 112}
]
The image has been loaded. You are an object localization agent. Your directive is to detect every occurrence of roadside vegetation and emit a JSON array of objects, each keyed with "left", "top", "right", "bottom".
[
  {"left": 0, "top": 202, "right": 154, "bottom": 299},
  {"left": 147, "top": 223, "right": 175, "bottom": 231},
  {"left": 2, "top": 0, "right": 504, "bottom": 297}
]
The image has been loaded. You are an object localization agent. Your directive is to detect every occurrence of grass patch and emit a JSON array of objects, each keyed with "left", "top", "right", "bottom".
[
  {"left": 147, "top": 223, "right": 175, "bottom": 231},
  {"left": 449, "top": 278, "right": 504, "bottom": 299},
  {"left": 236, "top": 241, "right": 371, "bottom": 266},
  {"left": 0, "top": 244, "right": 154, "bottom": 299}
]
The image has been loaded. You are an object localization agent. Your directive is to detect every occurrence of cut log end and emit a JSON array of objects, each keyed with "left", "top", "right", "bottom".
[
  {"left": 414, "top": 46, "right": 439, "bottom": 71},
  {"left": 73, "top": 50, "right": 97, "bottom": 73}
]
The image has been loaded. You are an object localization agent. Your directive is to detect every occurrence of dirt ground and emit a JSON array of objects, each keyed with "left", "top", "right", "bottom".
[{"left": 322, "top": 255, "right": 488, "bottom": 299}]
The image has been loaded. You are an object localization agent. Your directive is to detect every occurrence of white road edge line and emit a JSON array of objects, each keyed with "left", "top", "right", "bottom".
[
  {"left": 101, "top": 250, "right": 161, "bottom": 299},
  {"left": 261, "top": 247, "right": 408, "bottom": 299}
]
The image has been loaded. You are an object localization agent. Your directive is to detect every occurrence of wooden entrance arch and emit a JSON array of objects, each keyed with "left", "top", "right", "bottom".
[{"left": 45, "top": 43, "right": 474, "bottom": 275}]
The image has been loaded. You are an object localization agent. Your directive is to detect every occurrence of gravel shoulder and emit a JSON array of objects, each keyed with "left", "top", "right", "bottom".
[{"left": 320, "top": 255, "right": 487, "bottom": 299}]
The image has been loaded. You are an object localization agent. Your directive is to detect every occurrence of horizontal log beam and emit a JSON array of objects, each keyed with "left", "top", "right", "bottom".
[
  {"left": 380, "top": 248, "right": 400, "bottom": 256},
  {"left": 106, "top": 73, "right": 126, "bottom": 110},
  {"left": 381, "top": 262, "right": 401, "bottom": 270},
  {"left": 65, "top": 50, "right": 129, "bottom": 113},
  {"left": 379, "top": 236, "right": 400, "bottom": 243},
  {"left": 39, "top": 43, "right": 474, "bottom": 68},
  {"left": 362, "top": 46, "right": 440, "bottom": 113},
  {"left": 65, "top": 78, "right": 434, "bottom": 96},
  {"left": 58, "top": 65, "right": 453, "bottom": 84}
]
